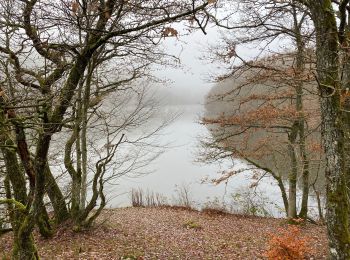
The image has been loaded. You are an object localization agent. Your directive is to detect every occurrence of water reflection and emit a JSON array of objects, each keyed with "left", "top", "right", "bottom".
[{"left": 106, "top": 104, "right": 295, "bottom": 217}]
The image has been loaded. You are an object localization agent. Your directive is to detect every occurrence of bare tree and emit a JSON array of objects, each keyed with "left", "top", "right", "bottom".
[
  {"left": 200, "top": 0, "right": 323, "bottom": 221},
  {"left": 204, "top": 0, "right": 350, "bottom": 257},
  {"left": 290, "top": 0, "right": 350, "bottom": 257},
  {"left": 0, "top": 0, "right": 212, "bottom": 258}
]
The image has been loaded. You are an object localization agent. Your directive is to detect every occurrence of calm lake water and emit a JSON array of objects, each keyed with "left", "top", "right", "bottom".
[{"left": 106, "top": 104, "right": 289, "bottom": 217}]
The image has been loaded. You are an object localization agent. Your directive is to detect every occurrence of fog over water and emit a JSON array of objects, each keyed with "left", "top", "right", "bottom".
[
  {"left": 45, "top": 26, "right": 322, "bottom": 219},
  {"left": 107, "top": 104, "right": 285, "bottom": 217},
  {"left": 104, "top": 30, "right": 291, "bottom": 216}
]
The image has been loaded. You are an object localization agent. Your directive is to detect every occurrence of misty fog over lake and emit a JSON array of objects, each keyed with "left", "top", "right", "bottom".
[
  {"left": 104, "top": 101, "right": 286, "bottom": 217},
  {"left": 98, "top": 31, "right": 322, "bottom": 218},
  {"left": 44, "top": 29, "right": 324, "bottom": 220}
]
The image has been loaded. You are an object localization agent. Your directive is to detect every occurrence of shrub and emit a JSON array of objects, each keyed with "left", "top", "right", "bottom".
[
  {"left": 173, "top": 183, "right": 192, "bottom": 208},
  {"left": 131, "top": 188, "right": 168, "bottom": 208},
  {"left": 230, "top": 190, "right": 272, "bottom": 217},
  {"left": 265, "top": 225, "right": 313, "bottom": 260},
  {"left": 131, "top": 188, "right": 144, "bottom": 207}
]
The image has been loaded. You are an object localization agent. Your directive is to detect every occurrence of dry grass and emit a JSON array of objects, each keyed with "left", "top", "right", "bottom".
[{"left": 0, "top": 207, "right": 327, "bottom": 259}]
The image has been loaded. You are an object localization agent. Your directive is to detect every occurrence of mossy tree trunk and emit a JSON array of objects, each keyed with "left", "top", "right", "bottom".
[
  {"left": 306, "top": 1, "right": 350, "bottom": 258},
  {"left": 337, "top": 0, "right": 350, "bottom": 226},
  {"left": 44, "top": 164, "right": 69, "bottom": 224},
  {"left": 0, "top": 91, "right": 38, "bottom": 259},
  {"left": 0, "top": 149, "right": 39, "bottom": 260}
]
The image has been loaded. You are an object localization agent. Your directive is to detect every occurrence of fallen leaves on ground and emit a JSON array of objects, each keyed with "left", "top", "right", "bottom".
[{"left": 0, "top": 207, "right": 327, "bottom": 259}]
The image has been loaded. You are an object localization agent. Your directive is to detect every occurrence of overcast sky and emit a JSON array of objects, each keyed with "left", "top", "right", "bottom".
[
  {"left": 153, "top": 26, "right": 220, "bottom": 105},
  {"left": 152, "top": 25, "right": 267, "bottom": 105}
]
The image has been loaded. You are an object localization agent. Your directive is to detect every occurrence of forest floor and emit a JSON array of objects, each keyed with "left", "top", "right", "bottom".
[{"left": 1, "top": 207, "right": 327, "bottom": 259}]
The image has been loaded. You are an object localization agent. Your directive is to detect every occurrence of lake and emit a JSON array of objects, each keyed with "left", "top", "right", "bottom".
[{"left": 106, "top": 104, "right": 289, "bottom": 217}]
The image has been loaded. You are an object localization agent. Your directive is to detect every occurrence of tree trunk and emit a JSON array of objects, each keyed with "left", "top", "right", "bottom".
[
  {"left": 64, "top": 128, "right": 81, "bottom": 221},
  {"left": 313, "top": 184, "right": 325, "bottom": 223},
  {"left": 276, "top": 177, "right": 289, "bottom": 216},
  {"left": 36, "top": 203, "right": 52, "bottom": 238},
  {"left": 80, "top": 62, "right": 93, "bottom": 210},
  {"left": 0, "top": 98, "right": 39, "bottom": 258},
  {"left": 75, "top": 79, "right": 83, "bottom": 211},
  {"left": 294, "top": 22, "right": 309, "bottom": 219},
  {"left": 44, "top": 164, "right": 69, "bottom": 224},
  {"left": 244, "top": 157, "right": 289, "bottom": 216},
  {"left": 309, "top": 1, "right": 350, "bottom": 258},
  {"left": 12, "top": 233, "right": 39, "bottom": 260},
  {"left": 298, "top": 119, "right": 310, "bottom": 219},
  {"left": 0, "top": 198, "right": 38, "bottom": 260},
  {"left": 337, "top": 0, "right": 350, "bottom": 229},
  {"left": 1, "top": 144, "right": 27, "bottom": 205},
  {"left": 288, "top": 122, "right": 299, "bottom": 219},
  {"left": 33, "top": 133, "right": 53, "bottom": 238}
]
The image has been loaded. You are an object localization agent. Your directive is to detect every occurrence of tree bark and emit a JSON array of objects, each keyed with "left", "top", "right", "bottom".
[
  {"left": 288, "top": 121, "right": 299, "bottom": 219},
  {"left": 1, "top": 144, "right": 27, "bottom": 205},
  {"left": 293, "top": 17, "right": 310, "bottom": 219},
  {"left": 64, "top": 128, "right": 81, "bottom": 221},
  {"left": 44, "top": 164, "right": 69, "bottom": 224},
  {"left": 308, "top": 1, "right": 350, "bottom": 258},
  {"left": 80, "top": 61, "right": 93, "bottom": 210}
]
